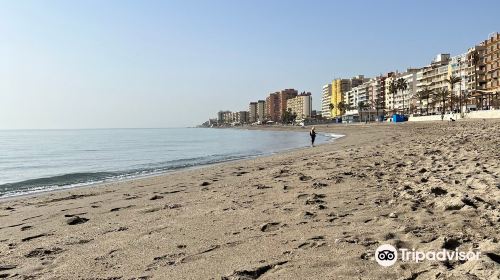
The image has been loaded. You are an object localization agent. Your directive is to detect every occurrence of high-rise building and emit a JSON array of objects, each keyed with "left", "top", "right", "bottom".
[
  {"left": 249, "top": 102, "right": 257, "bottom": 123},
  {"left": 343, "top": 82, "right": 369, "bottom": 110},
  {"left": 266, "top": 89, "right": 298, "bottom": 122},
  {"left": 342, "top": 80, "right": 381, "bottom": 123},
  {"left": 416, "top": 54, "right": 451, "bottom": 114},
  {"left": 484, "top": 32, "right": 500, "bottom": 93},
  {"left": 384, "top": 69, "right": 419, "bottom": 114},
  {"left": 417, "top": 54, "right": 451, "bottom": 93},
  {"left": 287, "top": 92, "right": 312, "bottom": 119},
  {"left": 330, "top": 76, "right": 367, "bottom": 118},
  {"left": 368, "top": 75, "right": 387, "bottom": 118},
  {"left": 330, "top": 79, "right": 345, "bottom": 118},
  {"left": 217, "top": 110, "right": 231, "bottom": 124},
  {"left": 321, "top": 84, "right": 332, "bottom": 119},
  {"left": 257, "top": 100, "right": 266, "bottom": 122},
  {"left": 448, "top": 53, "right": 468, "bottom": 99},
  {"left": 237, "top": 111, "right": 249, "bottom": 124},
  {"left": 466, "top": 45, "right": 487, "bottom": 93},
  {"left": 266, "top": 93, "right": 280, "bottom": 122}
]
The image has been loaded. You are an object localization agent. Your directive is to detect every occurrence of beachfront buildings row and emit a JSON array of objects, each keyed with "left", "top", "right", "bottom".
[
  {"left": 265, "top": 89, "right": 312, "bottom": 122},
  {"left": 321, "top": 32, "right": 500, "bottom": 121},
  {"left": 249, "top": 100, "right": 266, "bottom": 123},
  {"left": 217, "top": 110, "right": 249, "bottom": 125},
  {"left": 216, "top": 89, "right": 313, "bottom": 125}
]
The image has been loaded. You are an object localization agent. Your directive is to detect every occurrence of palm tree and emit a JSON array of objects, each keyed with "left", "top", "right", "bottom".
[
  {"left": 337, "top": 101, "right": 348, "bottom": 115},
  {"left": 371, "top": 98, "right": 384, "bottom": 121},
  {"left": 491, "top": 92, "right": 500, "bottom": 109},
  {"left": 388, "top": 80, "right": 398, "bottom": 115},
  {"left": 434, "top": 88, "right": 450, "bottom": 116},
  {"left": 357, "top": 101, "right": 369, "bottom": 122},
  {"left": 423, "top": 87, "right": 433, "bottom": 115},
  {"left": 415, "top": 91, "right": 425, "bottom": 115},
  {"left": 396, "top": 78, "right": 408, "bottom": 115},
  {"left": 415, "top": 87, "right": 433, "bottom": 115},
  {"left": 445, "top": 75, "right": 461, "bottom": 113},
  {"left": 450, "top": 94, "right": 460, "bottom": 113}
]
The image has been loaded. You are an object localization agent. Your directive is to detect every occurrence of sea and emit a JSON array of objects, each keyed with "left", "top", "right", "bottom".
[{"left": 0, "top": 128, "right": 342, "bottom": 198}]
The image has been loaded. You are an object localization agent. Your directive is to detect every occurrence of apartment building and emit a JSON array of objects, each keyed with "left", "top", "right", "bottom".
[
  {"left": 415, "top": 54, "right": 451, "bottom": 113},
  {"left": 343, "top": 82, "right": 370, "bottom": 109},
  {"left": 287, "top": 92, "right": 312, "bottom": 119},
  {"left": 257, "top": 100, "right": 266, "bottom": 122},
  {"left": 217, "top": 110, "right": 231, "bottom": 124},
  {"left": 236, "top": 111, "right": 249, "bottom": 124},
  {"left": 266, "top": 93, "right": 280, "bottom": 122},
  {"left": 321, "top": 84, "right": 332, "bottom": 119},
  {"left": 368, "top": 75, "right": 387, "bottom": 117},
  {"left": 417, "top": 54, "right": 451, "bottom": 93},
  {"left": 342, "top": 80, "right": 377, "bottom": 122},
  {"left": 330, "top": 76, "right": 367, "bottom": 118},
  {"left": 448, "top": 53, "right": 468, "bottom": 98},
  {"left": 217, "top": 110, "right": 249, "bottom": 124},
  {"left": 249, "top": 102, "right": 257, "bottom": 123},
  {"left": 484, "top": 32, "right": 500, "bottom": 93},
  {"left": 266, "top": 89, "right": 298, "bottom": 122},
  {"left": 466, "top": 45, "right": 487, "bottom": 93},
  {"left": 330, "top": 79, "right": 347, "bottom": 118},
  {"left": 386, "top": 69, "right": 419, "bottom": 114}
]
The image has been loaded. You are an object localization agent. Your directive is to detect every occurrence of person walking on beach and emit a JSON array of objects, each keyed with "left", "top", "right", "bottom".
[{"left": 309, "top": 126, "right": 316, "bottom": 147}]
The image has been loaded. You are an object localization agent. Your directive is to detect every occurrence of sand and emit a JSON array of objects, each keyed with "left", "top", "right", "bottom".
[{"left": 0, "top": 119, "right": 499, "bottom": 280}]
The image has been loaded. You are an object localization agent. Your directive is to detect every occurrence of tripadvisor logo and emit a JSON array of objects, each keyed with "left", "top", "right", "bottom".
[
  {"left": 374, "top": 244, "right": 481, "bottom": 267},
  {"left": 375, "top": 244, "right": 398, "bottom": 267}
]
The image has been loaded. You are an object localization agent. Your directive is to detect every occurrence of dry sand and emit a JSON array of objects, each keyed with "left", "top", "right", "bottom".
[{"left": 0, "top": 119, "right": 499, "bottom": 280}]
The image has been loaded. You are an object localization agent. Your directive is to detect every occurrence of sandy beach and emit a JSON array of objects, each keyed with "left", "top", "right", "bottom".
[{"left": 0, "top": 119, "right": 499, "bottom": 280}]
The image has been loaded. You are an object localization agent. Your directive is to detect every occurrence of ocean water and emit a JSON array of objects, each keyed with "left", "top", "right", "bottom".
[{"left": 0, "top": 128, "right": 339, "bottom": 198}]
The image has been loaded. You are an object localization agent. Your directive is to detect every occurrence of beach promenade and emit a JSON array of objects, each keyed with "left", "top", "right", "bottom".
[{"left": 0, "top": 119, "right": 499, "bottom": 279}]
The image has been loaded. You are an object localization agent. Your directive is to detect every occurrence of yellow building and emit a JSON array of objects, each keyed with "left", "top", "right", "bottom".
[
  {"left": 330, "top": 80, "right": 342, "bottom": 117},
  {"left": 330, "top": 76, "right": 366, "bottom": 117}
]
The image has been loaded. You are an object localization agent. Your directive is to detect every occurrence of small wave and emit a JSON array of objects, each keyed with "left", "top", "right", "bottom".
[
  {"left": 323, "top": 133, "right": 345, "bottom": 141},
  {"left": 0, "top": 172, "right": 117, "bottom": 196},
  {"left": 0, "top": 154, "right": 256, "bottom": 198}
]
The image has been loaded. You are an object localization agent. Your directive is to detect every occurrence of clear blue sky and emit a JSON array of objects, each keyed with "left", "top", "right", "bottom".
[{"left": 1, "top": 0, "right": 499, "bottom": 128}]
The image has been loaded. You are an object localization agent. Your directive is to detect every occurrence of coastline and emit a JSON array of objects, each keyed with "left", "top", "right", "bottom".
[
  {"left": 0, "top": 119, "right": 499, "bottom": 279},
  {"left": 0, "top": 128, "right": 338, "bottom": 201}
]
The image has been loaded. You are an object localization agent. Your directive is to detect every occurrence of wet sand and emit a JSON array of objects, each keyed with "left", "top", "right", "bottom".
[{"left": 0, "top": 119, "right": 499, "bottom": 279}]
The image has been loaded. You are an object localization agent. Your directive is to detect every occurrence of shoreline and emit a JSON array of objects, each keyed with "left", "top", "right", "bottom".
[
  {"left": 0, "top": 129, "right": 341, "bottom": 201},
  {"left": 0, "top": 119, "right": 498, "bottom": 279}
]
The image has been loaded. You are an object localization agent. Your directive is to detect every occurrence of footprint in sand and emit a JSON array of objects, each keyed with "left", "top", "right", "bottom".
[
  {"left": 221, "top": 261, "right": 288, "bottom": 280},
  {"left": 25, "top": 247, "right": 63, "bottom": 258},
  {"left": 260, "top": 222, "right": 281, "bottom": 232}
]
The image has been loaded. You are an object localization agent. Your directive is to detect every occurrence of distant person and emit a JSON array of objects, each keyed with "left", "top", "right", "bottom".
[{"left": 309, "top": 127, "right": 316, "bottom": 147}]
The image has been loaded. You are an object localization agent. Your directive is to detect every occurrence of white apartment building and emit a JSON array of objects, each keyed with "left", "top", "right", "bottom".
[
  {"left": 417, "top": 54, "right": 450, "bottom": 93},
  {"left": 385, "top": 69, "right": 419, "bottom": 114},
  {"left": 368, "top": 76, "right": 387, "bottom": 115},
  {"left": 416, "top": 54, "right": 451, "bottom": 114},
  {"left": 343, "top": 81, "right": 370, "bottom": 110},
  {"left": 449, "top": 53, "right": 468, "bottom": 94},
  {"left": 342, "top": 81, "right": 377, "bottom": 122},
  {"left": 321, "top": 84, "right": 332, "bottom": 119}
]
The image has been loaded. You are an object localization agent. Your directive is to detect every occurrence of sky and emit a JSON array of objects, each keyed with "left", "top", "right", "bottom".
[{"left": 1, "top": 0, "right": 499, "bottom": 129}]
